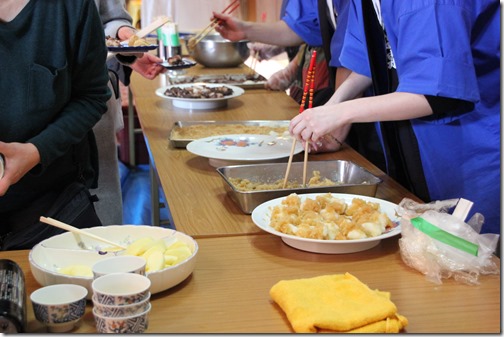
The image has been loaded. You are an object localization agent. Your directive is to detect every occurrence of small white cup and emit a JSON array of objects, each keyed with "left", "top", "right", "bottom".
[
  {"left": 92, "top": 272, "right": 151, "bottom": 306},
  {"left": 92, "top": 255, "right": 146, "bottom": 279}
]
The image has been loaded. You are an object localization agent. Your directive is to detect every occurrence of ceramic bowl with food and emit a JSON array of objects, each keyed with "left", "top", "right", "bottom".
[
  {"left": 186, "top": 34, "right": 250, "bottom": 68},
  {"left": 93, "top": 303, "right": 151, "bottom": 333},
  {"left": 29, "top": 225, "right": 198, "bottom": 299},
  {"left": 30, "top": 284, "right": 88, "bottom": 333}
]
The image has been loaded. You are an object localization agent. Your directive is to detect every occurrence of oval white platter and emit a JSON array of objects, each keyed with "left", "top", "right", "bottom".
[
  {"left": 251, "top": 193, "right": 401, "bottom": 254},
  {"left": 155, "top": 83, "right": 244, "bottom": 109},
  {"left": 186, "top": 134, "right": 303, "bottom": 167}
]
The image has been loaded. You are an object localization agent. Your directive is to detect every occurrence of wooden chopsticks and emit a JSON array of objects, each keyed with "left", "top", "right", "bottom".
[
  {"left": 190, "top": 0, "right": 240, "bottom": 47},
  {"left": 283, "top": 50, "right": 317, "bottom": 188}
]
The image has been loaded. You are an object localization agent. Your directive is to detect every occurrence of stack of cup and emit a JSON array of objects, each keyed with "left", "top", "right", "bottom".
[{"left": 91, "top": 256, "right": 152, "bottom": 333}]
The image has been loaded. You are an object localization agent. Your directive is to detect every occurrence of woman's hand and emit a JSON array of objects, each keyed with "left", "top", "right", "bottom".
[
  {"left": 130, "top": 53, "right": 166, "bottom": 79},
  {"left": 0, "top": 142, "right": 40, "bottom": 196},
  {"left": 213, "top": 12, "right": 247, "bottom": 41}
]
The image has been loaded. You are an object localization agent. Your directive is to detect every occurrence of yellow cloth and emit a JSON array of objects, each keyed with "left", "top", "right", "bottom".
[{"left": 269, "top": 273, "right": 408, "bottom": 333}]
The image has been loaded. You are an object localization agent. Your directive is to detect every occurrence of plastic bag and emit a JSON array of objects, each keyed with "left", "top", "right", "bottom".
[{"left": 397, "top": 198, "right": 500, "bottom": 285}]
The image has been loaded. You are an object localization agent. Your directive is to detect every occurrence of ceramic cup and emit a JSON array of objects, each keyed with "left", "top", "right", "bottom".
[
  {"left": 92, "top": 272, "right": 151, "bottom": 306},
  {"left": 92, "top": 255, "right": 146, "bottom": 279},
  {"left": 30, "top": 284, "right": 88, "bottom": 333},
  {"left": 93, "top": 303, "right": 151, "bottom": 333},
  {"left": 92, "top": 292, "right": 151, "bottom": 317}
]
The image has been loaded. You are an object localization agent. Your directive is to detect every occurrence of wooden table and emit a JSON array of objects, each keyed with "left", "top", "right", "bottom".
[
  {"left": 10, "top": 235, "right": 501, "bottom": 333},
  {"left": 15, "top": 64, "right": 500, "bottom": 333},
  {"left": 129, "top": 66, "right": 420, "bottom": 237}
]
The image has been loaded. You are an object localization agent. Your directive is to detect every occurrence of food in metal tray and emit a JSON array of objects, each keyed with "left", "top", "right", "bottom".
[
  {"left": 270, "top": 193, "right": 395, "bottom": 240},
  {"left": 171, "top": 123, "right": 289, "bottom": 140},
  {"left": 229, "top": 171, "right": 338, "bottom": 191},
  {"left": 164, "top": 84, "right": 234, "bottom": 99}
]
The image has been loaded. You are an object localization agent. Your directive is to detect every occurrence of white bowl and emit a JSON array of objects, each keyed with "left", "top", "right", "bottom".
[
  {"left": 29, "top": 225, "right": 198, "bottom": 299},
  {"left": 30, "top": 284, "right": 87, "bottom": 333}
]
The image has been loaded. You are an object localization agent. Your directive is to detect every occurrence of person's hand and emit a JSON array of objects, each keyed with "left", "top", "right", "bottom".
[
  {"left": 247, "top": 42, "right": 284, "bottom": 61},
  {"left": 265, "top": 56, "right": 299, "bottom": 91},
  {"left": 130, "top": 53, "right": 166, "bottom": 79},
  {"left": 289, "top": 105, "right": 351, "bottom": 150},
  {"left": 212, "top": 12, "right": 247, "bottom": 41},
  {"left": 0, "top": 142, "right": 40, "bottom": 196}
]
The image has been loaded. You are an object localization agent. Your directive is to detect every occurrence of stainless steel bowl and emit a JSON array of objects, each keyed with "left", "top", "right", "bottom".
[{"left": 186, "top": 34, "right": 250, "bottom": 68}]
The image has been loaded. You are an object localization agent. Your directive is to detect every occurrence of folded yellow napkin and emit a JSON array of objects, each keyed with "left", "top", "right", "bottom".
[{"left": 270, "top": 273, "right": 408, "bottom": 333}]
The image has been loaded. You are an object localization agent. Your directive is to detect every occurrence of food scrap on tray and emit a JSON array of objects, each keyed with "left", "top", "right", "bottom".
[
  {"left": 269, "top": 193, "right": 394, "bottom": 240},
  {"left": 164, "top": 84, "right": 234, "bottom": 99},
  {"left": 229, "top": 171, "right": 337, "bottom": 191}
]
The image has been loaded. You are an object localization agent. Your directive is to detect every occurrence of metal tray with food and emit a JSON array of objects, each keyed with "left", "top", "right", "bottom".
[
  {"left": 216, "top": 160, "right": 382, "bottom": 214},
  {"left": 170, "top": 120, "right": 290, "bottom": 148},
  {"left": 167, "top": 73, "right": 267, "bottom": 89}
]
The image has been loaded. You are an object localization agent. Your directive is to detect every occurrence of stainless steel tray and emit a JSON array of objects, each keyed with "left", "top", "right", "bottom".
[
  {"left": 167, "top": 73, "right": 267, "bottom": 89},
  {"left": 216, "top": 160, "right": 382, "bottom": 214},
  {"left": 170, "top": 120, "right": 290, "bottom": 148}
]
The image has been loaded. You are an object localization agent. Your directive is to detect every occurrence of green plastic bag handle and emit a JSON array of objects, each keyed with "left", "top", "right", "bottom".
[{"left": 410, "top": 217, "right": 479, "bottom": 256}]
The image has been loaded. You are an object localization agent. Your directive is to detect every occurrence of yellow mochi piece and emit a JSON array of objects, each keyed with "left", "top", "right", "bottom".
[
  {"left": 58, "top": 264, "right": 93, "bottom": 277},
  {"left": 269, "top": 273, "right": 408, "bottom": 333}
]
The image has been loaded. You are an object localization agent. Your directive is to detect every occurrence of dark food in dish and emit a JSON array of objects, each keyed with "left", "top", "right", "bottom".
[
  {"left": 167, "top": 55, "right": 184, "bottom": 66},
  {"left": 105, "top": 36, "right": 121, "bottom": 47},
  {"left": 164, "top": 85, "right": 234, "bottom": 99}
]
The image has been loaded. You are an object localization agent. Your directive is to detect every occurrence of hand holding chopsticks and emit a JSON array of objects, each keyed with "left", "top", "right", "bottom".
[
  {"left": 283, "top": 50, "right": 317, "bottom": 188},
  {"left": 188, "top": 0, "right": 240, "bottom": 50}
]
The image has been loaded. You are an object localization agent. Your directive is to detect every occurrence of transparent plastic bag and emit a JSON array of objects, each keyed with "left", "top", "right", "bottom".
[{"left": 397, "top": 198, "right": 500, "bottom": 285}]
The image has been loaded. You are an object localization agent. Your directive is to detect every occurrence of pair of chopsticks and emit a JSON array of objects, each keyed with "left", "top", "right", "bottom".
[
  {"left": 191, "top": 0, "right": 240, "bottom": 46},
  {"left": 283, "top": 50, "right": 317, "bottom": 189},
  {"left": 248, "top": 50, "right": 259, "bottom": 75}
]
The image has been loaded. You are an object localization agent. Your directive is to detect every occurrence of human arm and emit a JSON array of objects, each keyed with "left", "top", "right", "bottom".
[
  {"left": 289, "top": 91, "right": 433, "bottom": 144},
  {"left": 213, "top": 12, "right": 303, "bottom": 46}
]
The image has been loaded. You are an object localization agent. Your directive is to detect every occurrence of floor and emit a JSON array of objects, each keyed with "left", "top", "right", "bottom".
[{"left": 119, "top": 52, "right": 289, "bottom": 226}]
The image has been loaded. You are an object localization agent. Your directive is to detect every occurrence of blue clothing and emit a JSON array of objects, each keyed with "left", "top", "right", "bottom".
[
  {"left": 282, "top": 0, "right": 348, "bottom": 48},
  {"left": 339, "top": 0, "right": 501, "bottom": 234}
]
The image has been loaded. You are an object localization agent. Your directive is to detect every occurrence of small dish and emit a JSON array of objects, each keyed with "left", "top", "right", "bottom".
[
  {"left": 157, "top": 58, "right": 197, "bottom": 69},
  {"left": 93, "top": 303, "right": 151, "bottom": 333},
  {"left": 30, "top": 284, "right": 87, "bottom": 333},
  {"left": 186, "top": 134, "right": 303, "bottom": 167},
  {"left": 92, "top": 272, "right": 151, "bottom": 305},
  {"left": 92, "top": 292, "right": 151, "bottom": 317},
  {"left": 251, "top": 193, "right": 401, "bottom": 254},
  {"left": 107, "top": 44, "right": 157, "bottom": 54},
  {"left": 92, "top": 255, "right": 146, "bottom": 279},
  {"left": 155, "top": 83, "right": 245, "bottom": 109}
]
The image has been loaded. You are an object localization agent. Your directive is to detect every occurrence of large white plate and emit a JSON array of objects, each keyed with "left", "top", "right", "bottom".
[
  {"left": 251, "top": 193, "right": 401, "bottom": 254},
  {"left": 186, "top": 134, "right": 303, "bottom": 167},
  {"left": 28, "top": 225, "right": 198, "bottom": 299},
  {"left": 155, "top": 83, "right": 245, "bottom": 109}
]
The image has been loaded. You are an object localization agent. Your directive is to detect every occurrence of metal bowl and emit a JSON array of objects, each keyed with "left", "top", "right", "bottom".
[{"left": 186, "top": 34, "right": 250, "bottom": 68}]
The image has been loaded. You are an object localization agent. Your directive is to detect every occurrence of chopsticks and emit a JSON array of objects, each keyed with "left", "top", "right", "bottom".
[
  {"left": 283, "top": 50, "right": 317, "bottom": 188},
  {"left": 190, "top": 0, "right": 240, "bottom": 48},
  {"left": 40, "top": 216, "right": 127, "bottom": 250}
]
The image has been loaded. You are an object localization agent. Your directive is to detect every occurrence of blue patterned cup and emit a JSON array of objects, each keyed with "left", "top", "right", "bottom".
[
  {"left": 92, "top": 292, "right": 151, "bottom": 317},
  {"left": 92, "top": 272, "right": 151, "bottom": 306},
  {"left": 30, "top": 284, "right": 87, "bottom": 333},
  {"left": 93, "top": 302, "right": 151, "bottom": 333}
]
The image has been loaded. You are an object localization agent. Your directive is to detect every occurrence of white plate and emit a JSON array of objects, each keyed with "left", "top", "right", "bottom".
[
  {"left": 155, "top": 83, "right": 245, "bottom": 109},
  {"left": 186, "top": 134, "right": 303, "bottom": 167},
  {"left": 251, "top": 193, "right": 401, "bottom": 254},
  {"left": 29, "top": 225, "right": 198, "bottom": 299}
]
